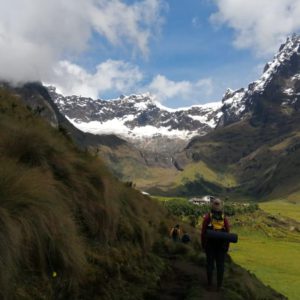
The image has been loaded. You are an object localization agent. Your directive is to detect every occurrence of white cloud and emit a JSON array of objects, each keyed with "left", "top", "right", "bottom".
[
  {"left": 147, "top": 75, "right": 213, "bottom": 102},
  {"left": 0, "top": 0, "right": 164, "bottom": 83},
  {"left": 51, "top": 60, "right": 143, "bottom": 98},
  {"left": 49, "top": 62, "right": 214, "bottom": 104},
  {"left": 211, "top": 0, "right": 300, "bottom": 55}
]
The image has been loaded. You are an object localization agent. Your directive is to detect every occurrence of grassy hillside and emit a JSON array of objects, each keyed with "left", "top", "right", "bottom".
[
  {"left": 93, "top": 131, "right": 238, "bottom": 195},
  {"left": 0, "top": 88, "right": 172, "bottom": 299},
  {"left": 0, "top": 86, "right": 287, "bottom": 299},
  {"left": 260, "top": 199, "right": 300, "bottom": 220},
  {"left": 181, "top": 112, "right": 300, "bottom": 199},
  {"left": 95, "top": 111, "right": 300, "bottom": 201}
]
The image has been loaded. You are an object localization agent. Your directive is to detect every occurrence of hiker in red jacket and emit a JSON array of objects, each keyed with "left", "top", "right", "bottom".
[{"left": 201, "top": 198, "right": 230, "bottom": 290}]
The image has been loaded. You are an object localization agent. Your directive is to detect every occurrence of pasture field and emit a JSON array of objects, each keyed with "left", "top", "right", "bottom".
[
  {"left": 260, "top": 199, "right": 300, "bottom": 221},
  {"left": 230, "top": 205, "right": 300, "bottom": 300},
  {"left": 230, "top": 228, "right": 300, "bottom": 300}
]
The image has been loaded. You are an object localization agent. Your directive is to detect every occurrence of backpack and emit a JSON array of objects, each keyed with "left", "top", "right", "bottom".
[{"left": 209, "top": 212, "right": 225, "bottom": 231}]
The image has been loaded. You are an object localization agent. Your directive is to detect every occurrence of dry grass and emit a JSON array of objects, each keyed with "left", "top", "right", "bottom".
[
  {"left": 0, "top": 88, "right": 171, "bottom": 299},
  {"left": 0, "top": 87, "right": 287, "bottom": 300}
]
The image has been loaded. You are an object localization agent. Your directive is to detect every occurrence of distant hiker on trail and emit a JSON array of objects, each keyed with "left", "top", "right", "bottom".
[
  {"left": 181, "top": 231, "right": 191, "bottom": 244},
  {"left": 201, "top": 198, "right": 230, "bottom": 291},
  {"left": 170, "top": 224, "right": 181, "bottom": 242}
]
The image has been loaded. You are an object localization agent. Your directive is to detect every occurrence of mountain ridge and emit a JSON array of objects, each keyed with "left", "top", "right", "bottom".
[
  {"left": 48, "top": 35, "right": 300, "bottom": 151},
  {"left": 48, "top": 87, "right": 222, "bottom": 144},
  {"left": 43, "top": 35, "right": 300, "bottom": 194}
]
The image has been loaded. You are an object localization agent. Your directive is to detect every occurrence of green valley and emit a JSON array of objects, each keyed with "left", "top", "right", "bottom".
[
  {"left": 0, "top": 84, "right": 286, "bottom": 299},
  {"left": 2, "top": 3, "right": 300, "bottom": 299}
]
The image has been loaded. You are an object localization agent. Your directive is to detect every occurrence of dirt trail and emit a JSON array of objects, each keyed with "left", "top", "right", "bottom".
[{"left": 157, "top": 257, "right": 223, "bottom": 300}]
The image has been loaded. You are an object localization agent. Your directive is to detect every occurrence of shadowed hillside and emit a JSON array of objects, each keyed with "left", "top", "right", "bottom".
[{"left": 183, "top": 109, "right": 300, "bottom": 199}]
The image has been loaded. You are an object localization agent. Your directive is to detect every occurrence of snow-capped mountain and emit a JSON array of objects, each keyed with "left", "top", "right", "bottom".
[
  {"left": 48, "top": 34, "right": 300, "bottom": 148},
  {"left": 219, "top": 34, "right": 300, "bottom": 125},
  {"left": 48, "top": 88, "right": 222, "bottom": 142}
]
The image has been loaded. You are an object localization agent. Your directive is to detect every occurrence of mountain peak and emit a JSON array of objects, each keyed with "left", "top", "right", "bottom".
[
  {"left": 251, "top": 34, "right": 300, "bottom": 93},
  {"left": 47, "top": 87, "right": 223, "bottom": 145},
  {"left": 47, "top": 35, "right": 300, "bottom": 141}
]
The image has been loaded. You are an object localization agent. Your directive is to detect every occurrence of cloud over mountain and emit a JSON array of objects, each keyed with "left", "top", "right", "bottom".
[
  {"left": 211, "top": 0, "right": 300, "bottom": 55},
  {"left": 147, "top": 75, "right": 213, "bottom": 103},
  {"left": 53, "top": 60, "right": 143, "bottom": 99},
  {"left": 0, "top": 0, "right": 164, "bottom": 83}
]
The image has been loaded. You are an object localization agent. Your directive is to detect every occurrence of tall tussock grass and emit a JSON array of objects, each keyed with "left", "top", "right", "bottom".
[
  {"left": 0, "top": 159, "right": 87, "bottom": 298},
  {"left": 0, "top": 88, "right": 169, "bottom": 299}
]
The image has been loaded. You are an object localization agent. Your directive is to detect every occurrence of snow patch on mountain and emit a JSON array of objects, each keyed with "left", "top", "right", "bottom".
[
  {"left": 48, "top": 86, "right": 223, "bottom": 141},
  {"left": 154, "top": 100, "right": 222, "bottom": 112},
  {"left": 68, "top": 117, "right": 195, "bottom": 140}
]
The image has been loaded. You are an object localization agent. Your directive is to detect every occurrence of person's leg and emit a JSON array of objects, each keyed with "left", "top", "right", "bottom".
[
  {"left": 215, "top": 249, "right": 225, "bottom": 288},
  {"left": 206, "top": 250, "right": 215, "bottom": 286}
]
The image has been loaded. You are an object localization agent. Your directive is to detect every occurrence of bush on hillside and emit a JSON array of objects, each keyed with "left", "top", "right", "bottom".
[{"left": 163, "top": 199, "right": 259, "bottom": 223}]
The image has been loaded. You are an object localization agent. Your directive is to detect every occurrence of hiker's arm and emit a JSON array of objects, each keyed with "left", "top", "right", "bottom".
[{"left": 201, "top": 215, "right": 209, "bottom": 249}]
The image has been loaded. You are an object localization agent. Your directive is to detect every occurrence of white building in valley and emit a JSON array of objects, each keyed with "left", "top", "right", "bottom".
[{"left": 188, "top": 195, "right": 216, "bottom": 205}]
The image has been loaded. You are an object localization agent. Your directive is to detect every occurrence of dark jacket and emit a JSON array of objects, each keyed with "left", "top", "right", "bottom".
[{"left": 201, "top": 210, "right": 230, "bottom": 251}]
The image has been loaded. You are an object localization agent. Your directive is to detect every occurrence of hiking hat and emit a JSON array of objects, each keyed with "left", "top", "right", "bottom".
[{"left": 211, "top": 198, "right": 223, "bottom": 212}]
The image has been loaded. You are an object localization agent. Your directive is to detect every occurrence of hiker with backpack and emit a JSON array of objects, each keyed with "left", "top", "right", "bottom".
[
  {"left": 201, "top": 198, "right": 230, "bottom": 291},
  {"left": 170, "top": 224, "right": 181, "bottom": 242}
]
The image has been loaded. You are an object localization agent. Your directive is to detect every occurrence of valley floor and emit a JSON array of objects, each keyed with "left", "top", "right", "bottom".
[{"left": 230, "top": 202, "right": 300, "bottom": 300}]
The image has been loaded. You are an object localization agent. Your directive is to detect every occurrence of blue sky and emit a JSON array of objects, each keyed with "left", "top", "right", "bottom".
[
  {"left": 76, "top": 0, "right": 267, "bottom": 106},
  {"left": 2, "top": 0, "right": 300, "bottom": 108}
]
